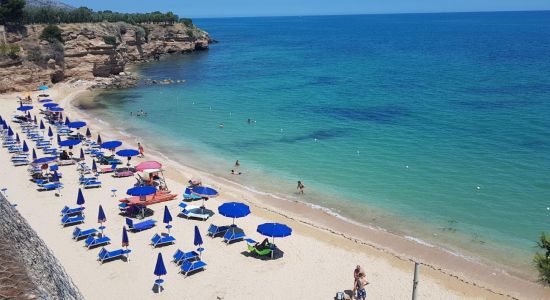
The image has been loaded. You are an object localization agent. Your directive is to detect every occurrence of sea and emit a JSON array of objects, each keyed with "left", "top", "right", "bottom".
[{"left": 82, "top": 11, "right": 550, "bottom": 274}]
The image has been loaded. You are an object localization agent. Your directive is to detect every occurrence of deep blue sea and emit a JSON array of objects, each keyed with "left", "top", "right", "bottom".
[{"left": 85, "top": 11, "right": 550, "bottom": 272}]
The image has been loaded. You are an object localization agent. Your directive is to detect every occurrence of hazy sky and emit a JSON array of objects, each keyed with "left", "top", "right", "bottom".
[{"left": 62, "top": 0, "right": 550, "bottom": 18}]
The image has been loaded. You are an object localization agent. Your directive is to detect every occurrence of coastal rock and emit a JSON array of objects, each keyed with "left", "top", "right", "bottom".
[{"left": 0, "top": 22, "right": 210, "bottom": 93}]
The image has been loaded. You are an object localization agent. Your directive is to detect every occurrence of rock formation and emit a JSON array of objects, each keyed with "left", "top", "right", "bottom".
[{"left": 0, "top": 22, "right": 209, "bottom": 92}]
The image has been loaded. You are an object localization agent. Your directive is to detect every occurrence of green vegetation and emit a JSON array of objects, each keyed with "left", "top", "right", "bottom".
[
  {"left": 0, "top": 0, "right": 25, "bottom": 24},
  {"left": 534, "top": 232, "right": 550, "bottom": 284},
  {"left": 103, "top": 35, "right": 117, "bottom": 46},
  {"left": 22, "top": 6, "right": 192, "bottom": 26},
  {"left": 186, "top": 29, "right": 195, "bottom": 38},
  {"left": 0, "top": 43, "right": 21, "bottom": 59},
  {"left": 40, "top": 24, "right": 63, "bottom": 43}
]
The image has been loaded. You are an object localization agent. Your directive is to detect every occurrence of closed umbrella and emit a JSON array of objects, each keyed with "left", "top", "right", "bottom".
[
  {"left": 7, "top": 126, "right": 13, "bottom": 136},
  {"left": 32, "top": 148, "right": 37, "bottom": 160},
  {"left": 48, "top": 126, "right": 53, "bottom": 138},
  {"left": 122, "top": 226, "right": 129, "bottom": 248},
  {"left": 97, "top": 134, "right": 102, "bottom": 144},
  {"left": 65, "top": 116, "right": 70, "bottom": 125},
  {"left": 163, "top": 205, "right": 172, "bottom": 233},
  {"left": 22, "top": 140, "right": 29, "bottom": 152},
  {"left": 92, "top": 159, "right": 97, "bottom": 172},
  {"left": 39, "top": 120, "right": 45, "bottom": 130},
  {"left": 76, "top": 188, "right": 85, "bottom": 206},
  {"left": 194, "top": 225, "right": 204, "bottom": 257},
  {"left": 79, "top": 148, "right": 85, "bottom": 160},
  {"left": 98, "top": 205, "right": 106, "bottom": 233},
  {"left": 33, "top": 115, "right": 37, "bottom": 124},
  {"left": 154, "top": 253, "right": 167, "bottom": 280},
  {"left": 15, "top": 133, "right": 20, "bottom": 143},
  {"left": 85, "top": 127, "right": 91, "bottom": 138}
]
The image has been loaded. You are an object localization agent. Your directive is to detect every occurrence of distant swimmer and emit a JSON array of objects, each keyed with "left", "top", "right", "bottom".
[
  {"left": 235, "top": 160, "right": 240, "bottom": 168},
  {"left": 231, "top": 169, "right": 242, "bottom": 175},
  {"left": 219, "top": 122, "right": 224, "bottom": 128},
  {"left": 247, "top": 118, "right": 251, "bottom": 124}
]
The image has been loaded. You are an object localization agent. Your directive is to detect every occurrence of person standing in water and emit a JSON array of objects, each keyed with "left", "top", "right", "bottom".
[
  {"left": 297, "top": 181, "right": 305, "bottom": 194},
  {"left": 138, "top": 142, "right": 144, "bottom": 158}
]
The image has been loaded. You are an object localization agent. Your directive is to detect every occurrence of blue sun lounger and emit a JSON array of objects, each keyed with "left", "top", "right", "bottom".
[
  {"left": 180, "top": 259, "right": 207, "bottom": 277},
  {"left": 38, "top": 182, "right": 63, "bottom": 191},
  {"left": 183, "top": 188, "right": 202, "bottom": 201},
  {"left": 97, "top": 247, "right": 131, "bottom": 264},
  {"left": 61, "top": 206, "right": 85, "bottom": 216},
  {"left": 72, "top": 227, "right": 97, "bottom": 240},
  {"left": 126, "top": 218, "right": 156, "bottom": 232},
  {"left": 151, "top": 233, "right": 176, "bottom": 248},
  {"left": 207, "top": 224, "right": 231, "bottom": 238},
  {"left": 61, "top": 214, "right": 84, "bottom": 226},
  {"left": 223, "top": 227, "right": 246, "bottom": 244},
  {"left": 85, "top": 235, "right": 111, "bottom": 249},
  {"left": 172, "top": 249, "right": 199, "bottom": 265},
  {"left": 82, "top": 179, "right": 102, "bottom": 189}
]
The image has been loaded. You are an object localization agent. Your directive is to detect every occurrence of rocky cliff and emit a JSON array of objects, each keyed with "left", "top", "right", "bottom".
[
  {"left": 0, "top": 194, "right": 83, "bottom": 299},
  {"left": 0, "top": 22, "right": 209, "bottom": 92}
]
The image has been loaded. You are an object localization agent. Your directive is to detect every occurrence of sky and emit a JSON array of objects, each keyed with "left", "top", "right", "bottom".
[{"left": 61, "top": 0, "right": 550, "bottom": 18}]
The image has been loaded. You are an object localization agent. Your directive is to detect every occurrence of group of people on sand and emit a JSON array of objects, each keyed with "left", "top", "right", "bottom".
[{"left": 353, "top": 265, "right": 369, "bottom": 299}]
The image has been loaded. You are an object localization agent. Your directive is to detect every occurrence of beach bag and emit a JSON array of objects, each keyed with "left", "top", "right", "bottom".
[{"left": 335, "top": 292, "right": 344, "bottom": 300}]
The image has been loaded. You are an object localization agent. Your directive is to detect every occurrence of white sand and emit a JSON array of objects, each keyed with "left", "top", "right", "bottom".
[{"left": 0, "top": 84, "right": 541, "bottom": 299}]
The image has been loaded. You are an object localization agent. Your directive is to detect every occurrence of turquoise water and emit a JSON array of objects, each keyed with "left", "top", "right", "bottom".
[{"left": 85, "top": 12, "right": 550, "bottom": 272}]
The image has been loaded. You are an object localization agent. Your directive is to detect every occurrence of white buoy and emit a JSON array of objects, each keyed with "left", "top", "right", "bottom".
[
  {"left": 406, "top": 165, "right": 409, "bottom": 169},
  {"left": 476, "top": 186, "right": 480, "bottom": 190},
  {"left": 314, "top": 138, "right": 318, "bottom": 142},
  {"left": 280, "top": 128, "right": 283, "bottom": 132},
  {"left": 357, "top": 150, "right": 360, "bottom": 155},
  {"left": 546, "top": 207, "right": 549, "bottom": 211}
]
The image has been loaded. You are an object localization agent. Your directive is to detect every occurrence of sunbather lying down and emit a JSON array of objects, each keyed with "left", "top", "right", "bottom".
[{"left": 255, "top": 238, "right": 270, "bottom": 251}]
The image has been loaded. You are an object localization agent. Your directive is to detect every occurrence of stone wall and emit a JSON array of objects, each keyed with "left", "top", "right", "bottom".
[{"left": 0, "top": 194, "right": 83, "bottom": 300}]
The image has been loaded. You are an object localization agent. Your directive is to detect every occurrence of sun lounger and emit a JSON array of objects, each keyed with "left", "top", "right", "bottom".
[
  {"left": 178, "top": 203, "right": 211, "bottom": 221},
  {"left": 72, "top": 227, "right": 97, "bottom": 240},
  {"left": 183, "top": 191, "right": 202, "bottom": 201},
  {"left": 113, "top": 168, "right": 134, "bottom": 178},
  {"left": 13, "top": 160, "right": 29, "bottom": 166},
  {"left": 37, "top": 182, "right": 63, "bottom": 191},
  {"left": 207, "top": 224, "right": 231, "bottom": 238},
  {"left": 223, "top": 227, "right": 246, "bottom": 244},
  {"left": 61, "top": 205, "right": 85, "bottom": 216},
  {"left": 126, "top": 218, "right": 156, "bottom": 232},
  {"left": 180, "top": 259, "right": 207, "bottom": 277},
  {"left": 81, "top": 179, "right": 102, "bottom": 189},
  {"left": 58, "top": 159, "right": 75, "bottom": 166},
  {"left": 97, "top": 247, "right": 131, "bottom": 264},
  {"left": 85, "top": 235, "right": 111, "bottom": 249},
  {"left": 151, "top": 233, "right": 176, "bottom": 248},
  {"left": 172, "top": 249, "right": 199, "bottom": 265},
  {"left": 61, "top": 214, "right": 84, "bottom": 226}
]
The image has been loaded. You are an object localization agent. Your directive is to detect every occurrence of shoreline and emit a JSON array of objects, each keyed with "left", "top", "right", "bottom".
[{"left": 61, "top": 84, "right": 547, "bottom": 298}]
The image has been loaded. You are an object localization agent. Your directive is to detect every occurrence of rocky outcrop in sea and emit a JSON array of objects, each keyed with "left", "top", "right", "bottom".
[{"left": 0, "top": 194, "right": 83, "bottom": 300}]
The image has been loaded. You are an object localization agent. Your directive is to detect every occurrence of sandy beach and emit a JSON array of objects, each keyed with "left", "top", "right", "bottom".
[{"left": 0, "top": 83, "right": 548, "bottom": 300}]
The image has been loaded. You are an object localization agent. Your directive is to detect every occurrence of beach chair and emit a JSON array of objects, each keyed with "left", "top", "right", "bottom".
[
  {"left": 97, "top": 247, "right": 131, "bottom": 264},
  {"left": 183, "top": 188, "right": 202, "bottom": 201},
  {"left": 126, "top": 218, "right": 156, "bottom": 232},
  {"left": 180, "top": 259, "right": 207, "bottom": 277},
  {"left": 223, "top": 227, "right": 246, "bottom": 244},
  {"left": 13, "top": 159, "right": 29, "bottom": 166},
  {"left": 113, "top": 167, "right": 134, "bottom": 178},
  {"left": 246, "top": 239, "right": 274, "bottom": 257},
  {"left": 150, "top": 233, "right": 176, "bottom": 248},
  {"left": 84, "top": 235, "right": 111, "bottom": 249},
  {"left": 82, "top": 179, "right": 102, "bottom": 189},
  {"left": 172, "top": 249, "right": 199, "bottom": 265},
  {"left": 58, "top": 159, "right": 75, "bottom": 166},
  {"left": 178, "top": 203, "right": 211, "bottom": 221},
  {"left": 61, "top": 214, "right": 84, "bottom": 226},
  {"left": 61, "top": 205, "right": 85, "bottom": 216},
  {"left": 207, "top": 224, "right": 231, "bottom": 238},
  {"left": 37, "top": 182, "right": 63, "bottom": 191},
  {"left": 72, "top": 227, "right": 97, "bottom": 240}
]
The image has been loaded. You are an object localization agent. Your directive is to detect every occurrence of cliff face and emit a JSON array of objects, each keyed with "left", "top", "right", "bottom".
[
  {"left": 0, "top": 194, "right": 83, "bottom": 299},
  {"left": 0, "top": 22, "right": 209, "bottom": 92}
]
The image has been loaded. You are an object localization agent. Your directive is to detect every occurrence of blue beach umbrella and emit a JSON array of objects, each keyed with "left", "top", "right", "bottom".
[
  {"left": 49, "top": 107, "right": 63, "bottom": 112},
  {"left": 127, "top": 186, "right": 156, "bottom": 196},
  {"left": 33, "top": 115, "right": 37, "bottom": 124},
  {"left": 43, "top": 103, "right": 58, "bottom": 108},
  {"left": 85, "top": 127, "right": 91, "bottom": 138},
  {"left": 191, "top": 186, "right": 219, "bottom": 198},
  {"left": 32, "top": 148, "right": 37, "bottom": 160},
  {"left": 194, "top": 225, "right": 204, "bottom": 256},
  {"left": 32, "top": 156, "right": 56, "bottom": 164},
  {"left": 163, "top": 205, "right": 173, "bottom": 233},
  {"left": 76, "top": 188, "right": 85, "bottom": 206},
  {"left": 39, "top": 120, "right": 45, "bottom": 130},
  {"left": 101, "top": 140, "right": 122, "bottom": 150},
  {"left": 65, "top": 117, "right": 70, "bottom": 125},
  {"left": 26, "top": 111, "right": 31, "bottom": 119},
  {"left": 122, "top": 226, "right": 129, "bottom": 248},
  {"left": 59, "top": 139, "right": 81, "bottom": 147},
  {"left": 98, "top": 205, "right": 107, "bottom": 233},
  {"left": 15, "top": 133, "right": 20, "bottom": 143},
  {"left": 22, "top": 140, "right": 29, "bottom": 152},
  {"left": 48, "top": 127, "right": 53, "bottom": 137},
  {"left": 68, "top": 121, "right": 86, "bottom": 129},
  {"left": 97, "top": 134, "right": 102, "bottom": 144},
  {"left": 7, "top": 127, "right": 14, "bottom": 136},
  {"left": 17, "top": 105, "right": 33, "bottom": 111},
  {"left": 52, "top": 171, "right": 60, "bottom": 182},
  {"left": 57, "top": 134, "right": 61, "bottom": 144},
  {"left": 116, "top": 149, "right": 140, "bottom": 166},
  {"left": 79, "top": 148, "right": 85, "bottom": 160},
  {"left": 154, "top": 253, "right": 167, "bottom": 279},
  {"left": 92, "top": 159, "right": 97, "bottom": 172},
  {"left": 38, "top": 85, "right": 49, "bottom": 91},
  {"left": 2, "top": 121, "right": 8, "bottom": 130},
  {"left": 257, "top": 223, "right": 292, "bottom": 239},
  {"left": 38, "top": 99, "right": 52, "bottom": 103},
  {"left": 218, "top": 202, "right": 251, "bottom": 225}
]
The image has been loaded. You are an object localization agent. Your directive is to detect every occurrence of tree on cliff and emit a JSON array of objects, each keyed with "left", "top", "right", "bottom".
[
  {"left": 534, "top": 232, "right": 550, "bottom": 284},
  {"left": 0, "top": 0, "right": 26, "bottom": 25},
  {"left": 40, "top": 24, "right": 62, "bottom": 43}
]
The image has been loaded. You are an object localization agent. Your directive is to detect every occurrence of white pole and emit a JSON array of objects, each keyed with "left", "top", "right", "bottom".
[{"left": 412, "top": 262, "right": 420, "bottom": 300}]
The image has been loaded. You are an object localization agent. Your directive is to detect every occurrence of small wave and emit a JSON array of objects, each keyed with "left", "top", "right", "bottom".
[
  {"left": 96, "top": 118, "right": 108, "bottom": 125},
  {"left": 405, "top": 236, "right": 435, "bottom": 248}
]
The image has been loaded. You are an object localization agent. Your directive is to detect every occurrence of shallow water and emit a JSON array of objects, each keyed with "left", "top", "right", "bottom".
[{"left": 83, "top": 11, "right": 550, "bottom": 273}]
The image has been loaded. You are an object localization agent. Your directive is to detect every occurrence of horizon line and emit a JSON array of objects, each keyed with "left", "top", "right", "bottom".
[{"left": 191, "top": 9, "right": 550, "bottom": 20}]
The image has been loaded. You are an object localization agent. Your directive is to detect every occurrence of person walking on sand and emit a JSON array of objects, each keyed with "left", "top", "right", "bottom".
[
  {"left": 297, "top": 181, "right": 304, "bottom": 194},
  {"left": 138, "top": 142, "right": 144, "bottom": 158}
]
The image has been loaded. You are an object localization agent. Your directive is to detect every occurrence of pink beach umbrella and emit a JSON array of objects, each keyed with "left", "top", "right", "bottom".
[{"left": 135, "top": 161, "right": 162, "bottom": 172}]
